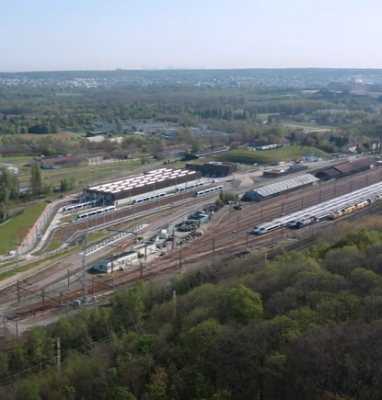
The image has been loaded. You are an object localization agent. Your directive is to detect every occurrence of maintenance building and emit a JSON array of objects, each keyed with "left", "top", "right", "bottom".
[
  {"left": 241, "top": 174, "right": 319, "bottom": 202},
  {"left": 186, "top": 161, "right": 237, "bottom": 177},
  {"left": 83, "top": 168, "right": 202, "bottom": 205}
]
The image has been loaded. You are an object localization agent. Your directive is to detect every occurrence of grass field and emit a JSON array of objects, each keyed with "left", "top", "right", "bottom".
[
  {"left": 0, "top": 157, "right": 148, "bottom": 189},
  {"left": 0, "top": 202, "right": 47, "bottom": 255},
  {"left": 213, "top": 146, "right": 330, "bottom": 165},
  {"left": 0, "top": 155, "right": 31, "bottom": 165}
]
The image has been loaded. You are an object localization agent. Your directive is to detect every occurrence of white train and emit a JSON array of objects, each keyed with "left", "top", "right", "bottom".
[
  {"left": 251, "top": 181, "right": 382, "bottom": 235},
  {"left": 195, "top": 185, "right": 224, "bottom": 197},
  {"left": 63, "top": 200, "right": 98, "bottom": 213},
  {"left": 133, "top": 192, "right": 166, "bottom": 205},
  {"left": 176, "top": 182, "right": 204, "bottom": 193},
  {"left": 76, "top": 205, "right": 116, "bottom": 221}
]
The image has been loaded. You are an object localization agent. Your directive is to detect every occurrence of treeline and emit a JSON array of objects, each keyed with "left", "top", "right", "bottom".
[
  {"left": 1, "top": 86, "right": 382, "bottom": 134},
  {"left": 2, "top": 228, "right": 382, "bottom": 399}
]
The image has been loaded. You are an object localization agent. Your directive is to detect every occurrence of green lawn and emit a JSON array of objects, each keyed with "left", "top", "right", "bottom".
[
  {"left": 0, "top": 156, "right": 31, "bottom": 165},
  {"left": 43, "top": 241, "right": 61, "bottom": 253},
  {"left": 213, "top": 146, "right": 330, "bottom": 165},
  {"left": 13, "top": 158, "right": 148, "bottom": 189},
  {"left": 0, "top": 202, "right": 47, "bottom": 255}
]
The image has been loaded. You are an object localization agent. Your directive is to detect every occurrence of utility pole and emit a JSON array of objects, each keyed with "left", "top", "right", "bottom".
[
  {"left": 173, "top": 290, "right": 176, "bottom": 319},
  {"left": 179, "top": 250, "right": 182, "bottom": 273},
  {"left": 82, "top": 235, "right": 88, "bottom": 305},
  {"left": 144, "top": 243, "right": 147, "bottom": 261},
  {"left": 17, "top": 280, "right": 21, "bottom": 303},
  {"left": 2, "top": 315, "right": 5, "bottom": 340},
  {"left": 42, "top": 289, "right": 45, "bottom": 314},
  {"left": 57, "top": 337, "right": 61, "bottom": 374}
]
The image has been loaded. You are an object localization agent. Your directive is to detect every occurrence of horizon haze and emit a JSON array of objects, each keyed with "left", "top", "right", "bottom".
[{"left": 2, "top": 0, "right": 382, "bottom": 72}]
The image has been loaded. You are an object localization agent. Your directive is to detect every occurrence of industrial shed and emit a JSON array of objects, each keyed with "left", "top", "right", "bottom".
[
  {"left": 315, "top": 158, "right": 376, "bottom": 181},
  {"left": 83, "top": 168, "right": 202, "bottom": 205},
  {"left": 186, "top": 161, "right": 237, "bottom": 177},
  {"left": 241, "top": 174, "right": 319, "bottom": 202}
]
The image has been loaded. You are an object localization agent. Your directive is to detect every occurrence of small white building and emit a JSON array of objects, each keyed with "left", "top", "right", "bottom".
[
  {"left": 0, "top": 163, "right": 19, "bottom": 175},
  {"left": 93, "top": 251, "right": 138, "bottom": 273}
]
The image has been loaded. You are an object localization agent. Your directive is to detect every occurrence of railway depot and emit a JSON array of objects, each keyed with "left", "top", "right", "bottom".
[{"left": 83, "top": 168, "right": 202, "bottom": 205}]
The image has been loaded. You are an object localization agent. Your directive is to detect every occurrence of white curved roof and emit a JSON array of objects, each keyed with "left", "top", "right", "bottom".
[{"left": 255, "top": 174, "right": 319, "bottom": 198}]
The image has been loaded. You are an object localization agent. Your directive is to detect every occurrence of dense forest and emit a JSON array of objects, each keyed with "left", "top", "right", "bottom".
[{"left": 2, "top": 225, "right": 382, "bottom": 399}]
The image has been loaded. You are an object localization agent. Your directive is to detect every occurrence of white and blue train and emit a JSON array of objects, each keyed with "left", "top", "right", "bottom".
[
  {"left": 76, "top": 205, "right": 116, "bottom": 221},
  {"left": 195, "top": 185, "right": 224, "bottom": 197},
  {"left": 176, "top": 182, "right": 204, "bottom": 193},
  {"left": 132, "top": 192, "right": 166, "bottom": 205},
  {"left": 251, "top": 181, "right": 382, "bottom": 235},
  {"left": 63, "top": 200, "right": 98, "bottom": 213}
]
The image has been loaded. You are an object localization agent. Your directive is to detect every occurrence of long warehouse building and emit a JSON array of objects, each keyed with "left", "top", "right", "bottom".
[
  {"left": 84, "top": 168, "right": 202, "bottom": 205},
  {"left": 241, "top": 174, "right": 319, "bottom": 202}
]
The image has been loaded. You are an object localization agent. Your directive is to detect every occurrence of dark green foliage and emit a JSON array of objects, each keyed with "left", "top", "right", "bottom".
[{"left": 3, "top": 228, "right": 382, "bottom": 400}]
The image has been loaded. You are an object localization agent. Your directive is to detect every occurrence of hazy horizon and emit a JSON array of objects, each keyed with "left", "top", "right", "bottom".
[{"left": 2, "top": 0, "right": 382, "bottom": 72}]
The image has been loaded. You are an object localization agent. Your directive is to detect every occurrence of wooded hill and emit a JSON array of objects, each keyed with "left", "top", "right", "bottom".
[{"left": 2, "top": 226, "right": 382, "bottom": 399}]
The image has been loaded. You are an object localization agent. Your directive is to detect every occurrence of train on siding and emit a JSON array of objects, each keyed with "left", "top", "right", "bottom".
[
  {"left": 251, "top": 182, "right": 382, "bottom": 235},
  {"left": 63, "top": 200, "right": 99, "bottom": 213},
  {"left": 76, "top": 206, "right": 116, "bottom": 221},
  {"left": 195, "top": 185, "right": 224, "bottom": 197},
  {"left": 176, "top": 182, "right": 204, "bottom": 193},
  {"left": 132, "top": 192, "right": 166, "bottom": 205}
]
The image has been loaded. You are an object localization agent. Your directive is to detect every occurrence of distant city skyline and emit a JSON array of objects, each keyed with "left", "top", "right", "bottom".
[{"left": 2, "top": 0, "right": 382, "bottom": 72}]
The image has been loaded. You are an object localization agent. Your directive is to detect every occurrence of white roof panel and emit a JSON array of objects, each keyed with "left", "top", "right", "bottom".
[{"left": 255, "top": 174, "right": 319, "bottom": 198}]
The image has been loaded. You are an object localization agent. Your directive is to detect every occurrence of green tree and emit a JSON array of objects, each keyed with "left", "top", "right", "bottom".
[
  {"left": 225, "top": 284, "right": 263, "bottom": 323},
  {"left": 18, "top": 378, "right": 42, "bottom": 400},
  {"left": 0, "top": 167, "right": 19, "bottom": 202},
  {"left": 42, "top": 182, "right": 53, "bottom": 196},
  {"left": 69, "top": 177, "right": 76, "bottom": 190},
  {"left": 30, "top": 162, "right": 42, "bottom": 196},
  {"left": 0, "top": 202, "right": 7, "bottom": 223},
  {"left": 112, "top": 281, "right": 145, "bottom": 330},
  {"left": 191, "top": 139, "right": 202, "bottom": 154},
  {"left": 108, "top": 386, "right": 136, "bottom": 400},
  {"left": 117, "top": 122, "right": 124, "bottom": 136},
  {"left": 60, "top": 179, "right": 69, "bottom": 192}
]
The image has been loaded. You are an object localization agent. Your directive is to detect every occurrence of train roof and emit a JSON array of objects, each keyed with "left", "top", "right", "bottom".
[{"left": 252, "top": 181, "right": 382, "bottom": 231}]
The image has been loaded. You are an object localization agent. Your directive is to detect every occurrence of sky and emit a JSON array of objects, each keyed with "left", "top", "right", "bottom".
[{"left": 2, "top": 0, "right": 382, "bottom": 71}]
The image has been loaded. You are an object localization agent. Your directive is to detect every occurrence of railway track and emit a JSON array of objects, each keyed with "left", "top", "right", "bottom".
[
  {"left": 3, "top": 168, "right": 382, "bottom": 321},
  {"left": 8, "top": 199, "right": 381, "bottom": 324}
]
